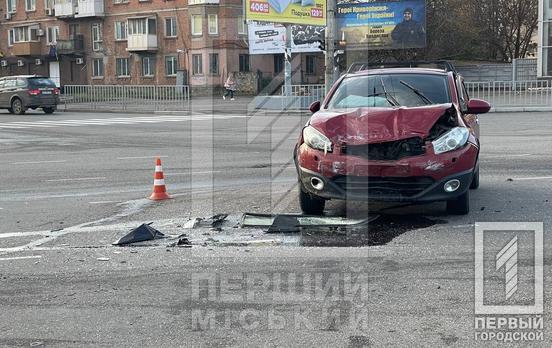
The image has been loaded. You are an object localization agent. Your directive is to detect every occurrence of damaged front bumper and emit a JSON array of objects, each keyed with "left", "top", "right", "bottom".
[{"left": 296, "top": 141, "right": 478, "bottom": 202}]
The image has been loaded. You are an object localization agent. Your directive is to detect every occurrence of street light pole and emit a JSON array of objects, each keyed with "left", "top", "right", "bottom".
[{"left": 325, "top": 0, "right": 336, "bottom": 93}]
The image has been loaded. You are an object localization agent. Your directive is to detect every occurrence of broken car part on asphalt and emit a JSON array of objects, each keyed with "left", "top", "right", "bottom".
[
  {"left": 112, "top": 223, "right": 165, "bottom": 246},
  {"left": 241, "top": 213, "right": 380, "bottom": 233}
]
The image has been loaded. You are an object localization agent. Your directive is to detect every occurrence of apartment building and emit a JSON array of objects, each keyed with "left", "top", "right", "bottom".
[
  {"left": 0, "top": 0, "right": 249, "bottom": 86},
  {"left": 0, "top": 0, "right": 324, "bottom": 89}
]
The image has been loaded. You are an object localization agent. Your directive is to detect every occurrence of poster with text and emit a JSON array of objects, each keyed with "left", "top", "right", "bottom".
[
  {"left": 248, "top": 22, "right": 325, "bottom": 54},
  {"left": 246, "top": 0, "right": 326, "bottom": 26}
]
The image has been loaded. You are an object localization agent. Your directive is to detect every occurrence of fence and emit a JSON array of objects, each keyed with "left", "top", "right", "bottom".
[
  {"left": 465, "top": 80, "right": 552, "bottom": 109},
  {"left": 280, "top": 84, "right": 326, "bottom": 109},
  {"left": 62, "top": 85, "right": 190, "bottom": 112}
]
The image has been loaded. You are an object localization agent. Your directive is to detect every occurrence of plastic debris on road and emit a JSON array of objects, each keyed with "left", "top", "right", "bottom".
[{"left": 112, "top": 223, "right": 165, "bottom": 246}]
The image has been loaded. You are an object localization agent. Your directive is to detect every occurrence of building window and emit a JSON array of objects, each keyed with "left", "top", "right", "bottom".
[
  {"left": 7, "top": 0, "right": 16, "bottom": 13},
  {"left": 92, "top": 23, "right": 103, "bottom": 51},
  {"left": 25, "top": 0, "right": 35, "bottom": 11},
  {"left": 209, "top": 53, "right": 218, "bottom": 74},
  {"left": 69, "top": 24, "right": 80, "bottom": 37},
  {"left": 46, "top": 26, "right": 59, "bottom": 45},
  {"left": 165, "top": 17, "right": 177, "bottom": 37},
  {"left": 239, "top": 54, "right": 250, "bottom": 73},
  {"left": 116, "top": 58, "right": 130, "bottom": 77},
  {"left": 128, "top": 18, "right": 156, "bottom": 35},
  {"left": 114, "top": 21, "right": 127, "bottom": 40},
  {"left": 191, "top": 15, "right": 202, "bottom": 36},
  {"left": 113, "top": 0, "right": 128, "bottom": 3},
  {"left": 238, "top": 16, "right": 247, "bottom": 35},
  {"left": 306, "top": 55, "right": 316, "bottom": 74},
  {"left": 45, "top": 0, "right": 54, "bottom": 10},
  {"left": 8, "top": 29, "right": 14, "bottom": 46},
  {"left": 13, "top": 26, "right": 38, "bottom": 43},
  {"left": 274, "top": 54, "right": 284, "bottom": 74},
  {"left": 208, "top": 14, "right": 218, "bottom": 35},
  {"left": 165, "top": 56, "right": 177, "bottom": 76},
  {"left": 192, "top": 54, "right": 203, "bottom": 75},
  {"left": 92, "top": 58, "right": 104, "bottom": 77},
  {"left": 142, "top": 56, "right": 155, "bottom": 76}
]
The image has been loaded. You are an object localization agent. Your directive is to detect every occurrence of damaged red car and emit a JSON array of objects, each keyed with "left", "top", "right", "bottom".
[{"left": 294, "top": 65, "right": 491, "bottom": 215}]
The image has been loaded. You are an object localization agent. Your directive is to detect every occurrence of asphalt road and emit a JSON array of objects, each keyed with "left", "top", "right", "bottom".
[{"left": 0, "top": 109, "right": 551, "bottom": 346}]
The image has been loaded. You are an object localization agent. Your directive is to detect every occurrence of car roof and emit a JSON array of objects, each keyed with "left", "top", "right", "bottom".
[
  {"left": 342, "top": 68, "right": 449, "bottom": 80},
  {"left": 0, "top": 75, "right": 47, "bottom": 79}
]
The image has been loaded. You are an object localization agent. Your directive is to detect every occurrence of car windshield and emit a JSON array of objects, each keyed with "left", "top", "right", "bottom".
[
  {"left": 28, "top": 78, "right": 56, "bottom": 88},
  {"left": 327, "top": 73, "right": 451, "bottom": 109}
]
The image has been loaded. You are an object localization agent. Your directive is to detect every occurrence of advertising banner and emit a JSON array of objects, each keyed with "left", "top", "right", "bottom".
[
  {"left": 248, "top": 22, "right": 325, "bottom": 54},
  {"left": 246, "top": 0, "right": 326, "bottom": 26},
  {"left": 337, "top": 0, "right": 426, "bottom": 50}
]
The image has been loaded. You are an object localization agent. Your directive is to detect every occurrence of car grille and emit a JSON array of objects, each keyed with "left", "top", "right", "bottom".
[
  {"left": 332, "top": 176, "right": 435, "bottom": 198},
  {"left": 342, "top": 137, "right": 425, "bottom": 161}
]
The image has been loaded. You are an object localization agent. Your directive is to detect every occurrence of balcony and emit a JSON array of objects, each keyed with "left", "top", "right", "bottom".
[
  {"left": 13, "top": 41, "right": 42, "bottom": 56},
  {"left": 56, "top": 36, "right": 84, "bottom": 55},
  {"left": 127, "top": 34, "right": 158, "bottom": 52},
  {"left": 75, "top": 0, "right": 104, "bottom": 18},
  {"left": 55, "top": 0, "right": 77, "bottom": 17}
]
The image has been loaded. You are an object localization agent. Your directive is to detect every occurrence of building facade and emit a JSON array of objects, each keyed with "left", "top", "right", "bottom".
[{"left": 0, "top": 0, "right": 325, "bottom": 90}]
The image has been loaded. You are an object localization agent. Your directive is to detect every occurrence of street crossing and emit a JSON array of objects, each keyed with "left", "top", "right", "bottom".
[{"left": 0, "top": 114, "right": 247, "bottom": 129}]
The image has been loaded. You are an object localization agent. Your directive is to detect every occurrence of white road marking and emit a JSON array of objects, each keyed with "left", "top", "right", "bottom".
[
  {"left": 165, "top": 171, "right": 222, "bottom": 176},
  {"left": 46, "top": 177, "right": 106, "bottom": 182},
  {"left": 484, "top": 154, "right": 533, "bottom": 159},
  {"left": 0, "top": 255, "right": 42, "bottom": 261},
  {"left": 89, "top": 201, "right": 119, "bottom": 205},
  {"left": 511, "top": 176, "right": 552, "bottom": 181},
  {"left": 0, "top": 115, "right": 246, "bottom": 130},
  {"left": 13, "top": 160, "right": 67, "bottom": 165},
  {"left": 117, "top": 155, "right": 169, "bottom": 160}
]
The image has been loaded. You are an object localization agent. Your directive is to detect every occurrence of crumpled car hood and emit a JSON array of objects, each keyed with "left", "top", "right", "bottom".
[{"left": 310, "top": 104, "right": 455, "bottom": 145}]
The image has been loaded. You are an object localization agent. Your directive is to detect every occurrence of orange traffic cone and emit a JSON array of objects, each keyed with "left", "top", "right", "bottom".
[{"left": 149, "top": 158, "right": 171, "bottom": 200}]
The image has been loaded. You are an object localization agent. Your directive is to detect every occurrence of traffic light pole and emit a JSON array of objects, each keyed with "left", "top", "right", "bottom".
[
  {"left": 324, "top": 0, "right": 336, "bottom": 94},
  {"left": 284, "top": 24, "right": 292, "bottom": 97}
]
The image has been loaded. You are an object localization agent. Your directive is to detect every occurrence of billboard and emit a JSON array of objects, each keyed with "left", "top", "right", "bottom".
[
  {"left": 337, "top": 0, "right": 426, "bottom": 50},
  {"left": 246, "top": 0, "right": 326, "bottom": 26},
  {"left": 248, "top": 22, "right": 325, "bottom": 54}
]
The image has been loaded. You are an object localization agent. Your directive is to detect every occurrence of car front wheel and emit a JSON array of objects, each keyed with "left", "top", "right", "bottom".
[
  {"left": 446, "top": 190, "right": 470, "bottom": 215},
  {"left": 43, "top": 107, "right": 55, "bottom": 114},
  {"left": 11, "top": 99, "right": 25, "bottom": 115},
  {"left": 299, "top": 187, "right": 325, "bottom": 215}
]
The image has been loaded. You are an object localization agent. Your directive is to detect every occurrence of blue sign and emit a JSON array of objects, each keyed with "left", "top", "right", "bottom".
[{"left": 337, "top": 0, "right": 426, "bottom": 50}]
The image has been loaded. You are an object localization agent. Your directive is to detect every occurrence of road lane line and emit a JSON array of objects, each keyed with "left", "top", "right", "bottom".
[
  {"left": 13, "top": 160, "right": 67, "bottom": 165},
  {"left": 89, "top": 201, "right": 119, "bottom": 204},
  {"left": 165, "top": 171, "right": 222, "bottom": 176},
  {"left": 46, "top": 177, "right": 106, "bottom": 182},
  {"left": 0, "top": 255, "right": 42, "bottom": 261},
  {"left": 511, "top": 176, "right": 552, "bottom": 181},
  {"left": 117, "top": 155, "right": 169, "bottom": 160}
]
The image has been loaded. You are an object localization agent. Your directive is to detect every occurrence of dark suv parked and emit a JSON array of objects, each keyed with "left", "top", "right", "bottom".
[{"left": 0, "top": 75, "right": 59, "bottom": 114}]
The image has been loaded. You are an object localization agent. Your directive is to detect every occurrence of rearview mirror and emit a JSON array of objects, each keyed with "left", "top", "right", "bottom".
[
  {"left": 467, "top": 99, "right": 491, "bottom": 114},
  {"left": 309, "top": 101, "right": 321, "bottom": 113}
]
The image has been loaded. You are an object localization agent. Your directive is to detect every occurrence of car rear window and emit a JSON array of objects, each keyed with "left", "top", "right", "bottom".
[
  {"left": 327, "top": 73, "right": 451, "bottom": 109},
  {"left": 28, "top": 78, "right": 56, "bottom": 88}
]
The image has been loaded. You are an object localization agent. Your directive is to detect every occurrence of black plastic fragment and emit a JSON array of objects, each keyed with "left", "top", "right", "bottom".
[
  {"left": 267, "top": 215, "right": 301, "bottom": 233},
  {"left": 112, "top": 223, "right": 165, "bottom": 246}
]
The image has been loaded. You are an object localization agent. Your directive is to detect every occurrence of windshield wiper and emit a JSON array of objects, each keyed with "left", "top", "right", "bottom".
[
  {"left": 380, "top": 77, "right": 400, "bottom": 106},
  {"left": 399, "top": 80, "right": 433, "bottom": 105}
]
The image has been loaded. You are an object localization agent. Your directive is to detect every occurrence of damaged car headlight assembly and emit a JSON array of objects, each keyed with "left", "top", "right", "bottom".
[
  {"left": 432, "top": 127, "right": 470, "bottom": 154},
  {"left": 303, "top": 126, "right": 333, "bottom": 153}
]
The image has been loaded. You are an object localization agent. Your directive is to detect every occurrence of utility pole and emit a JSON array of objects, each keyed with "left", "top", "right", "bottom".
[
  {"left": 325, "top": 0, "right": 336, "bottom": 94},
  {"left": 284, "top": 24, "right": 292, "bottom": 97}
]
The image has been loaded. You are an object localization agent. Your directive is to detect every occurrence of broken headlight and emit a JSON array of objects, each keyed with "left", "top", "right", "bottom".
[
  {"left": 303, "top": 126, "right": 333, "bottom": 153},
  {"left": 432, "top": 127, "right": 469, "bottom": 154}
]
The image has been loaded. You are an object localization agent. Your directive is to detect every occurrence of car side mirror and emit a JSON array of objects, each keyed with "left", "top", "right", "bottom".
[
  {"left": 467, "top": 99, "right": 491, "bottom": 114},
  {"left": 309, "top": 101, "right": 321, "bottom": 113}
]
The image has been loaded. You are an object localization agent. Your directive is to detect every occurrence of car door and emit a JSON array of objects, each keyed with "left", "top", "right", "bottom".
[
  {"left": 0, "top": 78, "right": 6, "bottom": 107},
  {"left": 4, "top": 78, "right": 18, "bottom": 107}
]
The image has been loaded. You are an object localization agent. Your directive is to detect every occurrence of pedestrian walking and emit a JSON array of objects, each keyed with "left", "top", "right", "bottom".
[{"left": 223, "top": 72, "right": 238, "bottom": 100}]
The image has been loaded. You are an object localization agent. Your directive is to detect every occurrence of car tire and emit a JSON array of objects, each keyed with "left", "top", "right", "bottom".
[
  {"left": 299, "top": 187, "right": 325, "bottom": 215},
  {"left": 11, "top": 98, "right": 25, "bottom": 115},
  {"left": 470, "top": 167, "right": 480, "bottom": 189},
  {"left": 7, "top": 107, "right": 14, "bottom": 114},
  {"left": 446, "top": 190, "right": 470, "bottom": 215},
  {"left": 43, "top": 107, "right": 55, "bottom": 114}
]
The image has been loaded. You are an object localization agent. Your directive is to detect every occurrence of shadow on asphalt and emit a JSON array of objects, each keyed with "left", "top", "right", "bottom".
[{"left": 299, "top": 214, "right": 447, "bottom": 247}]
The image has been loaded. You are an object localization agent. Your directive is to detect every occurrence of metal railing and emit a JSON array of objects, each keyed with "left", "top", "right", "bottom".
[
  {"left": 280, "top": 84, "right": 326, "bottom": 110},
  {"left": 62, "top": 85, "right": 191, "bottom": 112},
  {"left": 465, "top": 80, "right": 552, "bottom": 109}
]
